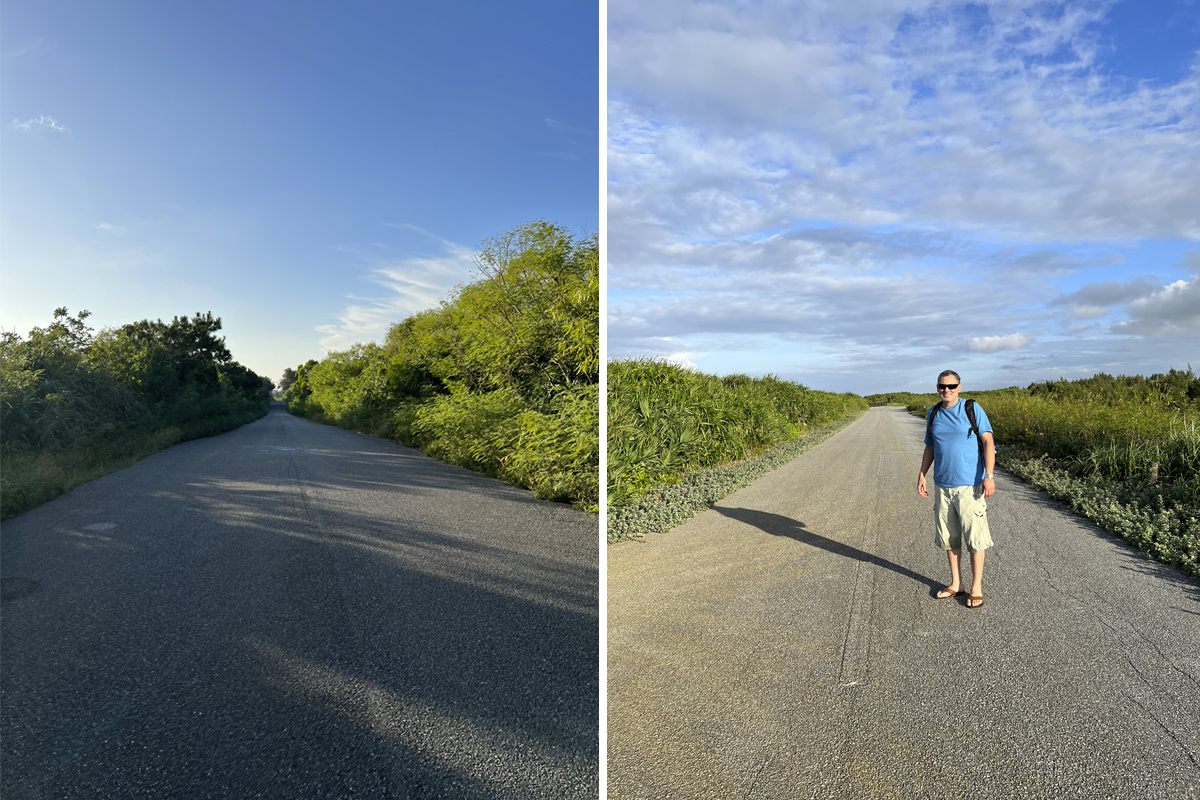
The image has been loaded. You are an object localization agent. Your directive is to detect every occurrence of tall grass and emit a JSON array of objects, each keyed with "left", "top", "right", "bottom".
[{"left": 608, "top": 360, "right": 867, "bottom": 506}]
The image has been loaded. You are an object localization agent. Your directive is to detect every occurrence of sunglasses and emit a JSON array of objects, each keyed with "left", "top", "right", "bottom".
[{"left": 937, "top": 383, "right": 959, "bottom": 390}]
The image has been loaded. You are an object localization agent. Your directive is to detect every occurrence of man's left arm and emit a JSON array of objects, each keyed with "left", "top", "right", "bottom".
[{"left": 981, "top": 431, "right": 996, "bottom": 497}]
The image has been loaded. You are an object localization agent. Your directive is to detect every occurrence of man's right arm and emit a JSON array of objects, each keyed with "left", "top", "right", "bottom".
[{"left": 917, "top": 444, "right": 934, "bottom": 498}]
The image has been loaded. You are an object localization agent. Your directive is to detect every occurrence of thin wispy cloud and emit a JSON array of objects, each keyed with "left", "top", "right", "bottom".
[
  {"left": 545, "top": 117, "right": 591, "bottom": 138},
  {"left": 10, "top": 115, "right": 70, "bottom": 134},
  {"left": 93, "top": 222, "right": 126, "bottom": 234},
  {"left": 5, "top": 39, "right": 46, "bottom": 59},
  {"left": 609, "top": 0, "right": 1200, "bottom": 392},
  {"left": 316, "top": 234, "right": 479, "bottom": 354},
  {"left": 543, "top": 115, "right": 594, "bottom": 160}
]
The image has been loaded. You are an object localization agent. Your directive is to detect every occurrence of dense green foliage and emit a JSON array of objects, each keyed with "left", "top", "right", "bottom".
[
  {"left": 284, "top": 221, "right": 598, "bottom": 508},
  {"left": 897, "top": 369, "right": 1200, "bottom": 576},
  {"left": 608, "top": 360, "right": 868, "bottom": 508},
  {"left": 1, "top": 309, "right": 272, "bottom": 518}
]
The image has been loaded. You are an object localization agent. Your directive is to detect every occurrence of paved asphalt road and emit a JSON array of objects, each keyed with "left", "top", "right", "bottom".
[
  {"left": 1, "top": 405, "right": 598, "bottom": 799},
  {"left": 608, "top": 406, "right": 1200, "bottom": 800}
]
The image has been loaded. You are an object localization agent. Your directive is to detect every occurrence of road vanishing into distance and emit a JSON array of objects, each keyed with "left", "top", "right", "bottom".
[
  {"left": 1, "top": 405, "right": 598, "bottom": 799},
  {"left": 608, "top": 406, "right": 1200, "bottom": 800}
]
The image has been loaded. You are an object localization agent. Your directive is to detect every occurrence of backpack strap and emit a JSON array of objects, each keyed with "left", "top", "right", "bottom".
[
  {"left": 929, "top": 399, "right": 993, "bottom": 459},
  {"left": 965, "top": 398, "right": 979, "bottom": 439},
  {"left": 925, "top": 403, "right": 940, "bottom": 444},
  {"left": 965, "top": 399, "right": 988, "bottom": 457}
]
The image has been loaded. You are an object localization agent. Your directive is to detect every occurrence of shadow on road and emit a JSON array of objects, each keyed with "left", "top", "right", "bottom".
[{"left": 713, "top": 505, "right": 938, "bottom": 590}]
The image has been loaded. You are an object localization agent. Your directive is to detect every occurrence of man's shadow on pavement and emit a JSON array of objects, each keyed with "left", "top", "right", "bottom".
[{"left": 714, "top": 506, "right": 940, "bottom": 593}]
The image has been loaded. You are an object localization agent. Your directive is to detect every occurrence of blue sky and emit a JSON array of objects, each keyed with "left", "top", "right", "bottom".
[
  {"left": 608, "top": 0, "right": 1200, "bottom": 395},
  {"left": 1, "top": 0, "right": 597, "bottom": 384}
]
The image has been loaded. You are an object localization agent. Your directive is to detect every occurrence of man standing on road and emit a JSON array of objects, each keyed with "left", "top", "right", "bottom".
[{"left": 917, "top": 370, "right": 996, "bottom": 608}]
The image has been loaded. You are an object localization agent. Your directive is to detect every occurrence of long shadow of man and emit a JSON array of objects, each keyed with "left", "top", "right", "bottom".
[{"left": 714, "top": 506, "right": 940, "bottom": 593}]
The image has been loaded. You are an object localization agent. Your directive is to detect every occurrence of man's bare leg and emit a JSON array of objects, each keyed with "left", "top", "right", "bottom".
[
  {"left": 938, "top": 548, "right": 962, "bottom": 596},
  {"left": 968, "top": 549, "right": 986, "bottom": 606}
]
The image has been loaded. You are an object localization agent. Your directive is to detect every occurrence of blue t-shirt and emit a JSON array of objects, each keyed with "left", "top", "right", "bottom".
[{"left": 924, "top": 400, "right": 992, "bottom": 487}]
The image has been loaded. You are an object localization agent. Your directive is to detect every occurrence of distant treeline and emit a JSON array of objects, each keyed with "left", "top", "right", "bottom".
[
  {"left": 1, "top": 309, "right": 272, "bottom": 518},
  {"left": 608, "top": 361, "right": 868, "bottom": 507},
  {"left": 282, "top": 221, "right": 598, "bottom": 509},
  {"left": 864, "top": 391, "right": 935, "bottom": 407},
  {"left": 879, "top": 369, "right": 1199, "bottom": 576}
]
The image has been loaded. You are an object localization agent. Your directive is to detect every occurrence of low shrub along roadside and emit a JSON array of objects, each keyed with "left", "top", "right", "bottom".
[
  {"left": 608, "top": 360, "right": 867, "bottom": 510},
  {"left": 1, "top": 309, "right": 272, "bottom": 519},
  {"left": 283, "top": 221, "right": 599, "bottom": 510}
]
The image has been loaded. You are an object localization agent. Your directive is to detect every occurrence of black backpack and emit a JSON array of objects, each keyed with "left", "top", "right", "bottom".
[{"left": 926, "top": 399, "right": 992, "bottom": 459}]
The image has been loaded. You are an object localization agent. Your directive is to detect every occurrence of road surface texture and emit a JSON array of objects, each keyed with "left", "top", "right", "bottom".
[
  {"left": 608, "top": 406, "right": 1200, "bottom": 800},
  {"left": 1, "top": 405, "right": 598, "bottom": 799}
]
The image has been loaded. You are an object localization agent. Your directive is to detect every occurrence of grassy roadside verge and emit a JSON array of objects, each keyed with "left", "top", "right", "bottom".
[
  {"left": 607, "top": 410, "right": 865, "bottom": 542},
  {"left": 981, "top": 444, "right": 1197, "bottom": 578},
  {"left": 1, "top": 407, "right": 267, "bottom": 520}
]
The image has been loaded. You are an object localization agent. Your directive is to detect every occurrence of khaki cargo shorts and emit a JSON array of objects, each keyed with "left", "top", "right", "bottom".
[{"left": 933, "top": 484, "right": 993, "bottom": 552}]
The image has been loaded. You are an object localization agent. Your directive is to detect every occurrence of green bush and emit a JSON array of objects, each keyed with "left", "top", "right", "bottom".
[
  {"left": 414, "top": 385, "right": 527, "bottom": 473},
  {"left": 904, "top": 372, "right": 1200, "bottom": 486},
  {"left": 283, "top": 221, "right": 599, "bottom": 509},
  {"left": 501, "top": 384, "right": 599, "bottom": 507},
  {"left": 608, "top": 360, "right": 867, "bottom": 507},
  {"left": 1, "top": 309, "right": 271, "bottom": 519}
]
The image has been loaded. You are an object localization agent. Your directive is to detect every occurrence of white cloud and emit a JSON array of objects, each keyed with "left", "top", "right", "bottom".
[
  {"left": 1049, "top": 276, "right": 1162, "bottom": 318},
  {"left": 610, "top": 1, "right": 1200, "bottom": 243},
  {"left": 968, "top": 333, "right": 1033, "bottom": 353},
  {"left": 315, "top": 236, "right": 478, "bottom": 353},
  {"left": 10, "top": 115, "right": 70, "bottom": 134},
  {"left": 664, "top": 351, "right": 701, "bottom": 369},
  {"left": 93, "top": 223, "right": 126, "bottom": 234},
  {"left": 607, "top": 1, "right": 1200, "bottom": 392},
  {"left": 1116, "top": 278, "right": 1200, "bottom": 335}
]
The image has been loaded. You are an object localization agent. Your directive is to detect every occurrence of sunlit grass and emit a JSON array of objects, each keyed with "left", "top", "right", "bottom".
[
  {"left": 607, "top": 360, "right": 868, "bottom": 509},
  {"left": 1, "top": 410, "right": 265, "bottom": 520}
]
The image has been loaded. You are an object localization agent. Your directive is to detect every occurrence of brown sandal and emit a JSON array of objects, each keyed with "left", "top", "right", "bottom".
[
  {"left": 935, "top": 586, "right": 963, "bottom": 599},
  {"left": 967, "top": 595, "right": 984, "bottom": 608}
]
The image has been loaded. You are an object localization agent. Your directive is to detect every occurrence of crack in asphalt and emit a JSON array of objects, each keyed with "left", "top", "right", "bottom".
[{"left": 1123, "top": 690, "right": 1200, "bottom": 771}]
